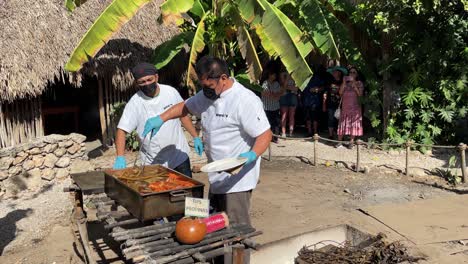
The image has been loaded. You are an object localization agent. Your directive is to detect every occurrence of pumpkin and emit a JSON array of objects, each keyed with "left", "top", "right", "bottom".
[{"left": 175, "top": 217, "right": 207, "bottom": 244}]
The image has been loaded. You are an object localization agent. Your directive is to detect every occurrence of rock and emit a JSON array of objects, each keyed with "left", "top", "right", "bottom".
[
  {"left": 56, "top": 157, "right": 71, "bottom": 168},
  {"left": 67, "top": 143, "right": 81, "bottom": 154},
  {"left": 0, "top": 157, "right": 14, "bottom": 170},
  {"left": 0, "top": 170, "right": 8, "bottom": 181},
  {"left": 17, "top": 151, "right": 28, "bottom": 157},
  {"left": 80, "top": 143, "right": 86, "bottom": 147},
  {"left": 458, "top": 240, "right": 466, "bottom": 246},
  {"left": 13, "top": 154, "right": 28, "bottom": 166},
  {"left": 54, "top": 148, "right": 67, "bottom": 157},
  {"left": 8, "top": 166, "right": 22, "bottom": 176},
  {"left": 411, "top": 168, "right": 428, "bottom": 177},
  {"left": 344, "top": 188, "right": 351, "bottom": 194},
  {"left": 44, "top": 143, "right": 58, "bottom": 153},
  {"left": 29, "top": 147, "right": 41, "bottom": 155},
  {"left": 389, "top": 149, "right": 400, "bottom": 156},
  {"left": 44, "top": 154, "right": 58, "bottom": 168},
  {"left": 32, "top": 155, "right": 44, "bottom": 167},
  {"left": 363, "top": 166, "right": 371, "bottom": 174},
  {"left": 41, "top": 168, "right": 56, "bottom": 181},
  {"left": 335, "top": 161, "right": 347, "bottom": 169},
  {"left": 58, "top": 140, "right": 74, "bottom": 148},
  {"left": 22, "top": 160, "right": 35, "bottom": 171},
  {"left": 0, "top": 146, "right": 16, "bottom": 158},
  {"left": 70, "top": 133, "right": 86, "bottom": 143},
  {"left": 43, "top": 134, "right": 67, "bottom": 144},
  {"left": 55, "top": 168, "right": 69, "bottom": 179},
  {"left": 69, "top": 159, "right": 94, "bottom": 174}
]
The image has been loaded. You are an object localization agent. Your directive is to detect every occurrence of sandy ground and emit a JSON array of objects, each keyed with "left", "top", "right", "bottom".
[{"left": 1, "top": 156, "right": 468, "bottom": 263}]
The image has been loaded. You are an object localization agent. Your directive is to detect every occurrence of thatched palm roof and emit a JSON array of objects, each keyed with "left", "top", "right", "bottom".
[{"left": 0, "top": 0, "right": 179, "bottom": 102}]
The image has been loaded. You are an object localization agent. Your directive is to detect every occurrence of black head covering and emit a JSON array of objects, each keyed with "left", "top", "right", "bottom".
[{"left": 131, "top": 63, "right": 158, "bottom": 80}]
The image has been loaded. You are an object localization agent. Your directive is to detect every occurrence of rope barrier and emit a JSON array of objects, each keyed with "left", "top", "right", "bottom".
[{"left": 272, "top": 134, "right": 459, "bottom": 149}]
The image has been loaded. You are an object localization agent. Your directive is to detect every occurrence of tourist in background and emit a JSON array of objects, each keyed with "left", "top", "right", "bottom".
[
  {"left": 261, "top": 67, "right": 282, "bottom": 143},
  {"left": 279, "top": 72, "right": 299, "bottom": 137},
  {"left": 336, "top": 66, "right": 364, "bottom": 149},
  {"left": 324, "top": 66, "right": 346, "bottom": 139},
  {"left": 303, "top": 68, "right": 326, "bottom": 137}
]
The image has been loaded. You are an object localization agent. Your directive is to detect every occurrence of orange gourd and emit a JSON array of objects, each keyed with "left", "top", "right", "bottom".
[{"left": 175, "top": 217, "right": 207, "bottom": 244}]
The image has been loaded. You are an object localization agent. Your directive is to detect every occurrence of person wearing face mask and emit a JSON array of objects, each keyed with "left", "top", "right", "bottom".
[
  {"left": 139, "top": 56, "right": 272, "bottom": 229},
  {"left": 112, "top": 63, "right": 203, "bottom": 178}
]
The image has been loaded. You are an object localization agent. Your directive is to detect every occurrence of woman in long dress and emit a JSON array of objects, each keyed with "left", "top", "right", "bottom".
[{"left": 336, "top": 67, "right": 364, "bottom": 149}]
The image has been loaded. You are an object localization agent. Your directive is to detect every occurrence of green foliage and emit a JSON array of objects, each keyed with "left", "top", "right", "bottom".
[
  {"left": 110, "top": 102, "right": 140, "bottom": 152},
  {"left": 352, "top": 0, "right": 468, "bottom": 145}
]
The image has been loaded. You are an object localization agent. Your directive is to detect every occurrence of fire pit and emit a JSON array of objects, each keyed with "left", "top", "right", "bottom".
[{"left": 67, "top": 170, "right": 262, "bottom": 264}]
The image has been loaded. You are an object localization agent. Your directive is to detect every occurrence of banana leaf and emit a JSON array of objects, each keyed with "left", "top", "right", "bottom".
[
  {"left": 65, "top": 0, "right": 76, "bottom": 12},
  {"left": 232, "top": 11, "right": 263, "bottom": 82},
  {"left": 300, "top": 0, "right": 340, "bottom": 59},
  {"left": 186, "top": 12, "right": 208, "bottom": 89},
  {"left": 190, "top": 0, "right": 206, "bottom": 18},
  {"left": 65, "top": 0, "right": 152, "bottom": 72},
  {"left": 152, "top": 31, "right": 195, "bottom": 69},
  {"left": 256, "top": 0, "right": 313, "bottom": 89},
  {"left": 161, "top": 0, "right": 195, "bottom": 25}
]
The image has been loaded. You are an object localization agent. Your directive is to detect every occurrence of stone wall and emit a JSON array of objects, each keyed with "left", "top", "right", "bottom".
[{"left": 0, "top": 133, "right": 89, "bottom": 198}]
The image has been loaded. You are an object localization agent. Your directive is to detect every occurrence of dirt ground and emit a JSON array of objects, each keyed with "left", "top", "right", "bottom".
[{"left": 1, "top": 157, "right": 468, "bottom": 263}]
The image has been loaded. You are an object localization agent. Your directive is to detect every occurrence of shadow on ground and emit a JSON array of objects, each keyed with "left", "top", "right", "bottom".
[{"left": 0, "top": 208, "right": 33, "bottom": 255}]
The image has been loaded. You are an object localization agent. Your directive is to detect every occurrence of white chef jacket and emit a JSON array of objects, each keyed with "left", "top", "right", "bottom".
[
  {"left": 185, "top": 80, "right": 270, "bottom": 194},
  {"left": 118, "top": 84, "right": 190, "bottom": 168}
]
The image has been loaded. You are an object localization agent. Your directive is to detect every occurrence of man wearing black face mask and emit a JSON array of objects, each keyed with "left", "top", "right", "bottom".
[
  {"left": 140, "top": 56, "right": 273, "bottom": 232},
  {"left": 113, "top": 63, "right": 204, "bottom": 178}
]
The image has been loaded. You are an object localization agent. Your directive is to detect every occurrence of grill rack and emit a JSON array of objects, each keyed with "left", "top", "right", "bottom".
[{"left": 70, "top": 189, "right": 261, "bottom": 264}]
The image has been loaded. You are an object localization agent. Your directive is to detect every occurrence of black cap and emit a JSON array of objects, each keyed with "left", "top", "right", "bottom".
[{"left": 132, "top": 63, "right": 158, "bottom": 80}]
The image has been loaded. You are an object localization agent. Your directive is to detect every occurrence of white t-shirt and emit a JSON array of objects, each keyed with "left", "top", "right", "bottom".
[
  {"left": 118, "top": 84, "right": 190, "bottom": 168},
  {"left": 185, "top": 81, "right": 270, "bottom": 194}
]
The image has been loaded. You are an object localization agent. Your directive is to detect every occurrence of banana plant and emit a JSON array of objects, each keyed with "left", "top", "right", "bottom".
[{"left": 64, "top": 0, "right": 355, "bottom": 92}]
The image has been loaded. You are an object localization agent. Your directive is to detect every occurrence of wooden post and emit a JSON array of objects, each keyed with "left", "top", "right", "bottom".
[
  {"left": 313, "top": 134, "right": 319, "bottom": 166},
  {"left": 0, "top": 103, "right": 6, "bottom": 147},
  {"left": 405, "top": 141, "right": 411, "bottom": 176},
  {"left": 356, "top": 140, "right": 362, "bottom": 173},
  {"left": 98, "top": 78, "right": 108, "bottom": 145},
  {"left": 232, "top": 245, "right": 245, "bottom": 264},
  {"left": 37, "top": 96, "right": 44, "bottom": 137},
  {"left": 459, "top": 143, "right": 467, "bottom": 184}
]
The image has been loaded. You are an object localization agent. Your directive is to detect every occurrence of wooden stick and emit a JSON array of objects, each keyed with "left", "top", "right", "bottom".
[
  {"left": 104, "top": 218, "right": 139, "bottom": 230},
  {"left": 459, "top": 143, "right": 467, "bottom": 184},
  {"left": 125, "top": 233, "right": 173, "bottom": 247},
  {"left": 111, "top": 222, "right": 174, "bottom": 237},
  {"left": 0, "top": 103, "right": 6, "bottom": 147},
  {"left": 146, "top": 231, "right": 262, "bottom": 264},
  {"left": 125, "top": 242, "right": 179, "bottom": 259},
  {"left": 98, "top": 78, "right": 107, "bottom": 144},
  {"left": 313, "top": 134, "right": 319, "bottom": 166},
  {"left": 137, "top": 229, "right": 256, "bottom": 262},
  {"left": 113, "top": 226, "right": 176, "bottom": 241}
]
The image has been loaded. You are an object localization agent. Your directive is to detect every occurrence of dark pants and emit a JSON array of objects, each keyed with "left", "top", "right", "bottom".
[
  {"left": 173, "top": 158, "right": 192, "bottom": 178},
  {"left": 209, "top": 190, "right": 252, "bottom": 225},
  {"left": 209, "top": 190, "right": 252, "bottom": 263},
  {"left": 265, "top": 110, "right": 279, "bottom": 132}
]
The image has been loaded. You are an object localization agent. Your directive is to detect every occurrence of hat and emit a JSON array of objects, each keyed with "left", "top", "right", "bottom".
[
  {"left": 132, "top": 63, "right": 158, "bottom": 80},
  {"left": 326, "top": 66, "right": 348, "bottom": 75}
]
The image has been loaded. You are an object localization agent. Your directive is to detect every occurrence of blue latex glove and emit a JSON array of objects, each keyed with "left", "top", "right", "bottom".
[
  {"left": 142, "top": 115, "right": 164, "bottom": 138},
  {"left": 193, "top": 137, "right": 204, "bottom": 156},
  {"left": 239, "top": 151, "right": 257, "bottom": 165},
  {"left": 113, "top": 156, "right": 126, "bottom": 169}
]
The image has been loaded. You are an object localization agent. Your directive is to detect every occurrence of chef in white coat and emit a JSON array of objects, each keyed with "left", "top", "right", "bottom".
[
  {"left": 140, "top": 56, "right": 272, "bottom": 225},
  {"left": 113, "top": 63, "right": 203, "bottom": 177}
]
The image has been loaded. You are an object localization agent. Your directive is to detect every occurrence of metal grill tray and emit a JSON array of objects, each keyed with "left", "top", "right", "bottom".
[{"left": 104, "top": 165, "right": 205, "bottom": 222}]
